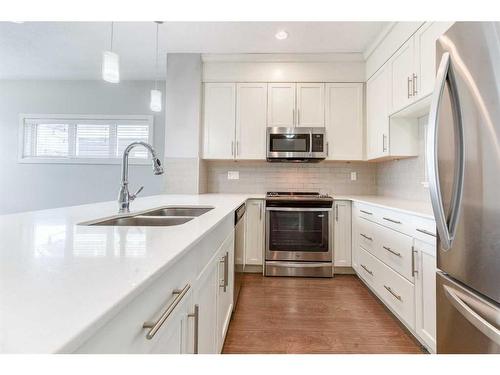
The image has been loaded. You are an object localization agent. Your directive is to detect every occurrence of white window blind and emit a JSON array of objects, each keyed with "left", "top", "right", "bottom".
[{"left": 19, "top": 115, "right": 154, "bottom": 164}]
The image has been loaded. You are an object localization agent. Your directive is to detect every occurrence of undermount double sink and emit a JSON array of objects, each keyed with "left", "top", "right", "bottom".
[{"left": 81, "top": 206, "right": 214, "bottom": 227}]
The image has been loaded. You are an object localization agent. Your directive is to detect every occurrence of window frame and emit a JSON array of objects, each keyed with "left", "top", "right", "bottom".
[{"left": 18, "top": 114, "right": 155, "bottom": 165}]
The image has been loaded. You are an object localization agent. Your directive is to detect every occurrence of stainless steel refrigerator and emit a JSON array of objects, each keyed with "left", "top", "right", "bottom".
[{"left": 427, "top": 21, "right": 500, "bottom": 353}]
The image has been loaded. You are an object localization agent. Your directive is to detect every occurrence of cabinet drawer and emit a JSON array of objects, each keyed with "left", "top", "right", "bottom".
[
  {"left": 375, "top": 223, "right": 414, "bottom": 282},
  {"left": 357, "top": 245, "right": 380, "bottom": 288},
  {"left": 75, "top": 251, "right": 198, "bottom": 353},
  {"left": 377, "top": 257, "right": 416, "bottom": 330},
  {"left": 357, "top": 217, "right": 376, "bottom": 253},
  {"left": 411, "top": 216, "right": 437, "bottom": 244},
  {"left": 354, "top": 203, "right": 378, "bottom": 221}
]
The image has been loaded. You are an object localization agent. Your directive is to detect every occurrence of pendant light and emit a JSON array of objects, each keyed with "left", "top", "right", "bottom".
[
  {"left": 150, "top": 21, "right": 163, "bottom": 112},
  {"left": 102, "top": 22, "right": 120, "bottom": 83}
]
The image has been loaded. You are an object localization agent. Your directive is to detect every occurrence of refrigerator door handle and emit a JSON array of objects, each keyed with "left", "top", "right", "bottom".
[
  {"left": 443, "top": 285, "right": 500, "bottom": 346},
  {"left": 427, "top": 52, "right": 465, "bottom": 251}
]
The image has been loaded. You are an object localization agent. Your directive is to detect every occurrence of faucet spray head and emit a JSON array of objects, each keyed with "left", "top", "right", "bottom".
[{"left": 153, "top": 157, "right": 164, "bottom": 175}]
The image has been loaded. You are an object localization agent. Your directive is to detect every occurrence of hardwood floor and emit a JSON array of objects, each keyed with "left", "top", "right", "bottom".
[{"left": 222, "top": 273, "right": 424, "bottom": 354}]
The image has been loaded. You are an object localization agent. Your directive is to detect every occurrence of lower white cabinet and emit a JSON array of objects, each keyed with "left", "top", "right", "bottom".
[
  {"left": 333, "top": 200, "right": 352, "bottom": 267},
  {"left": 244, "top": 199, "right": 265, "bottom": 266},
  {"left": 216, "top": 232, "right": 234, "bottom": 352},
  {"left": 414, "top": 239, "right": 437, "bottom": 353}
]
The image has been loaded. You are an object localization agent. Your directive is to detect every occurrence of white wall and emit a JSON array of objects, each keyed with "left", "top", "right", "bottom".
[{"left": 0, "top": 80, "right": 166, "bottom": 214}]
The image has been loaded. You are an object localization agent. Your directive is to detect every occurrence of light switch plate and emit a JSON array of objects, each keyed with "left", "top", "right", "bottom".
[
  {"left": 227, "top": 171, "right": 239, "bottom": 180},
  {"left": 350, "top": 172, "right": 357, "bottom": 181}
]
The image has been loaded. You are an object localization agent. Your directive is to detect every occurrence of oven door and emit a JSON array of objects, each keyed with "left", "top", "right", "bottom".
[{"left": 266, "top": 207, "right": 332, "bottom": 261}]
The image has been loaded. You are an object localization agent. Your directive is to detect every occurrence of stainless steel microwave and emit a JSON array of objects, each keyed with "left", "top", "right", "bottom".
[{"left": 266, "top": 127, "right": 327, "bottom": 162}]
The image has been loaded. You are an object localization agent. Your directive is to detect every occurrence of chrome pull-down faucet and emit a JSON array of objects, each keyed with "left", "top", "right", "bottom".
[{"left": 118, "top": 141, "right": 164, "bottom": 213}]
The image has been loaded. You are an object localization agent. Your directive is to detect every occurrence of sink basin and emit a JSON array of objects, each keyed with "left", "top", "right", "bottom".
[
  {"left": 141, "top": 207, "right": 213, "bottom": 217},
  {"left": 86, "top": 216, "right": 194, "bottom": 227}
]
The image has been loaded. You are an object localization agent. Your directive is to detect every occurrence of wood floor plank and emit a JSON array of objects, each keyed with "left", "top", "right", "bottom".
[{"left": 222, "top": 273, "right": 424, "bottom": 354}]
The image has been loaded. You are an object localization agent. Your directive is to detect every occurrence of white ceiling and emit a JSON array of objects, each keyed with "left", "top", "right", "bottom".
[{"left": 0, "top": 21, "right": 389, "bottom": 80}]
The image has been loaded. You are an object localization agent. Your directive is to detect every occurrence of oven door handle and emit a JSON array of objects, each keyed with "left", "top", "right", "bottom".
[{"left": 266, "top": 207, "right": 333, "bottom": 212}]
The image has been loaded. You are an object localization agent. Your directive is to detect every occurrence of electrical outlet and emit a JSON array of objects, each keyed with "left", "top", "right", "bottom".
[
  {"left": 227, "top": 171, "right": 239, "bottom": 180},
  {"left": 350, "top": 171, "right": 357, "bottom": 181}
]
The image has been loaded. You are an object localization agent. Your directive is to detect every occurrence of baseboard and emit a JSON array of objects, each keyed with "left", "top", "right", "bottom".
[
  {"left": 334, "top": 266, "right": 356, "bottom": 275},
  {"left": 243, "top": 265, "right": 263, "bottom": 273}
]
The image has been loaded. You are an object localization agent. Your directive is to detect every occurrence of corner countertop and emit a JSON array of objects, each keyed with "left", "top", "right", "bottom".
[
  {"left": 0, "top": 193, "right": 263, "bottom": 354},
  {"left": 333, "top": 195, "right": 435, "bottom": 220}
]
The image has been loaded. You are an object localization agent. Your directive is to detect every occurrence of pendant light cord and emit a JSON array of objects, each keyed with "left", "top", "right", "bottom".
[{"left": 155, "top": 22, "right": 159, "bottom": 90}]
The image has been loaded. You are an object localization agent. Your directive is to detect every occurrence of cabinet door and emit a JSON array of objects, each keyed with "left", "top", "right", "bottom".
[
  {"left": 191, "top": 256, "right": 219, "bottom": 354},
  {"left": 333, "top": 200, "right": 352, "bottom": 267},
  {"left": 414, "top": 22, "right": 454, "bottom": 99},
  {"left": 216, "top": 232, "right": 235, "bottom": 352},
  {"left": 325, "top": 83, "right": 363, "bottom": 160},
  {"left": 267, "top": 83, "right": 296, "bottom": 127},
  {"left": 414, "top": 239, "right": 437, "bottom": 353},
  {"left": 296, "top": 83, "right": 325, "bottom": 127},
  {"left": 390, "top": 38, "right": 416, "bottom": 112},
  {"left": 366, "top": 64, "right": 390, "bottom": 160},
  {"left": 236, "top": 83, "right": 267, "bottom": 160},
  {"left": 203, "top": 83, "right": 236, "bottom": 159},
  {"left": 244, "top": 199, "right": 264, "bottom": 266}
]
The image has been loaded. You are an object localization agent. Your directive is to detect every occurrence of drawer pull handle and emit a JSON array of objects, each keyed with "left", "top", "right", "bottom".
[
  {"left": 220, "top": 252, "right": 229, "bottom": 292},
  {"left": 188, "top": 304, "right": 199, "bottom": 354},
  {"left": 416, "top": 228, "right": 436, "bottom": 237},
  {"left": 360, "top": 210, "right": 373, "bottom": 215},
  {"left": 384, "top": 285, "right": 402, "bottom": 301},
  {"left": 383, "top": 217, "right": 402, "bottom": 224},
  {"left": 143, "top": 284, "right": 191, "bottom": 340},
  {"left": 360, "top": 233, "right": 373, "bottom": 241},
  {"left": 383, "top": 246, "right": 401, "bottom": 257},
  {"left": 412, "top": 246, "right": 418, "bottom": 277},
  {"left": 361, "top": 264, "right": 373, "bottom": 276}
]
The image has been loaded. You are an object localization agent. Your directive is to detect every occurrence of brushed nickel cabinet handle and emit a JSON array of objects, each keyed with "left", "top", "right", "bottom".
[
  {"left": 412, "top": 246, "right": 418, "bottom": 277},
  {"left": 188, "top": 304, "right": 199, "bottom": 354},
  {"left": 413, "top": 73, "right": 418, "bottom": 96},
  {"left": 407, "top": 76, "right": 412, "bottom": 98},
  {"left": 383, "top": 245, "right": 401, "bottom": 257},
  {"left": 382, "top": 134, "right": 388, "bottom": 152},
  {"left": 326, "top": 141, "right": 329, "bottom": 157},
  {"left": 220, "top": 252, "right": 229, "bottom": 292},
  {"left": 416, "top": 228, "right": 436, "bottom": 237},
  {"left": 298, "top": 108, "right": 301, "bottom": 125},
  {"left": 292, "top": 108, "right": 295, "bottom": 126},
  {"left": 383, "top": 217, "right": 402, "bottom": 224},
  {"left": 143, "top": 284, "right": 191, "bottom": 340},
  {"left": 360, "top": 233, "right": 373, "bottom": 241},
  {"left": 361, "top": 264, "right": 373, "bottom": 276},
  {"left": 384, "top": 285, "right": 402, "bottom": 301},
  {"left": 335, "top": 204, "right": 339, "bottom": 222},
  {"left": 360, "top": 210, "right": 373, "bottom": 215}
]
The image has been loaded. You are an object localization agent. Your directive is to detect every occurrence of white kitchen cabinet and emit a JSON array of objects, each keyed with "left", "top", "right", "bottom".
[
  {"left": 244, "top": 199, "right": 264, "bottom": 266},
  {"left": 366, "top": 64, "right": 390, "bottom": 160},
  {"left": 191, "top": 254, "right": 219, "bottom": 354},
  {"left": 414, "top": 22, "right": 454, "bottom": 99},
  {"left": 296, "top": 83, "right": 325, "bottom": 127},
  {"left": 325, "top": 83, "right": 363, "bottom": 160},
  {"left": 414, "top": 238, "right": 437, "bottom": 353},
  {"left": 216, "top": 232, "right": 234, "bottom": 352},
  {"left": 390, "top": 38, "right": 416, "bottom": 112},
  {"left": 235, "top": 83, "right": 267, "bottom": 159},
  {"left": 267, "top": 83, "right": 296, "bottom": 127},
  {"left": 333, "top": 200, "right": 352, "bottom": 267},
  {"left": 203, "top": 83, "right": 236, "bottom": 159}
]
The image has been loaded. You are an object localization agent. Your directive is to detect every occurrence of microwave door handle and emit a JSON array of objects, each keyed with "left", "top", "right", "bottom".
[
  {"left": 427, "top": 52, "right": 464, "bottom": 251},
  {"left": 309, "top": 130, "right": 312, "bottom": 156}
]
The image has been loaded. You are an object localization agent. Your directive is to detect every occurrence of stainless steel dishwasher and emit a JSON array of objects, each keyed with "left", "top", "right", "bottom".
[{"left": 234, "top": 203, "right": 246, "bottom": 309}]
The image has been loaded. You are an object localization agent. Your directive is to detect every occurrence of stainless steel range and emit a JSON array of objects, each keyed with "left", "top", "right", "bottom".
[{"left": 265, "top": 192, "right": 333, "bottom": 278}]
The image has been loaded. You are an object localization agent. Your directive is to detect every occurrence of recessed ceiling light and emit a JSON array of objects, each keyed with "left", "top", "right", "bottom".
[{"left": 275, "top": 30, "right": 288, "bottom": 40}]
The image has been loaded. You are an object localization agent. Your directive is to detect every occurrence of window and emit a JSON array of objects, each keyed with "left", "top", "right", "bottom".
[{"left": 19, "top": 114, "right": 154, "bottom": 164}]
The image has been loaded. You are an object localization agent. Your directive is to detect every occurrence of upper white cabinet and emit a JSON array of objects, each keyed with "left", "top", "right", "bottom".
[
  {"left": 244, "top": 199, "right": 265, "bottom": 266},
  {"left": 296, "top": 83, "right": 325, "bottom": 127},
  {"left": 236, "top": 83, "right": 267, "bottom": 159},
  {"left": 203, "top": 83, "right": 236, "bottom": 159},
  {"left": 267, "top": 83, "right": 325, "bottom": 127},
  {"left": 333, "top": 200, "right": 352, "bottom": 267},
  {"left": 414, "top": 22, "right": 454, "bottom": 99},
  {"left": 366, "top": 65, "right": 390, "bottom": 160},
  {"left": 325, "top": 83, "right": 363, "bottom": 160},
  {"left": 390, "top": 38, "right": 416, "bottom": 112},
  {"left": 203, "top": 82, "right": 267, "bottom": 160},
  {"left": 267, "top": 83, "right": 296, "bottom": 127}
]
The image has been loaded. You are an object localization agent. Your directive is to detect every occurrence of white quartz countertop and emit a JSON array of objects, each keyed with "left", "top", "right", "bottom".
[
  {"left": 0, "top": 193, "right": 263, "bottom": 353},
  {"left": 334, "top": 195, "right": 434, "bottom": 220}
]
